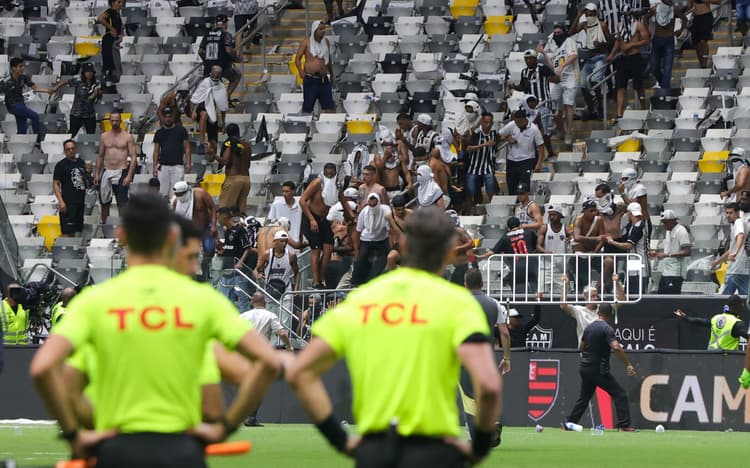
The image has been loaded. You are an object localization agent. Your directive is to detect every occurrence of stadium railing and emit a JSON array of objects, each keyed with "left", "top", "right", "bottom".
[
  {"left": 484, "top": 252, "right": 644, "bottom": 304},
  {"left": 0, "top": 195, "right": 19, "bottom": 279}
]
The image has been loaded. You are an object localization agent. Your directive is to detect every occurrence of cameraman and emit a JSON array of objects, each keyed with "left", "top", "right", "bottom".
[{"left": 1, "top": 283, "right": 29, "bottom": 345}]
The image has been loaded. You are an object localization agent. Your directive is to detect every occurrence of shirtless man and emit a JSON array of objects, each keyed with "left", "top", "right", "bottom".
[
  {"left": 357, "top": 165, "right": 389, "bottom": 210},
  {"left": 645, "top": 0, "right": 686, "bottom": 89},
  {"left": 446, "top": 210, "right": 475, "bottom": 285},
  {"left": 218, "top": 123, "right": 252, "bottom": 213},
  {"left": 570, "top": 199, "right": 605, "bottom": 292},
  {"left": 385, "top": 194, "right": 412, "bottom": 270},
  {"left": 595, "top": 184, "right": 627, "bottom": 241},
  {"left": 295, "top": 20, "right": 335, "bottom": 114},
  {"left": 429, "top": 152, "right": 453, "bottom": 200},
  {"left": 94, "top": 112, "right": 137, "bottom": 223},
  {"left": 373, "top": 137, "right": 412, "bottom": 200},
  {"left": 300, "top": 162, "right": 339, "bottom": 288}
]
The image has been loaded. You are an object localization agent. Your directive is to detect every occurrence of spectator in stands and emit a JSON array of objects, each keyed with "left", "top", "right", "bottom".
[
  {"left": 295, "top": 20, "right": 335, "bottom": 115},
  {"left": 357, "top": 165, "right": 389, "bottom": 209},
  {"left": 300, "top": 162, "right": 339, "bottom": 289},
  {"left": 452, "top": 100, "right": 482, "bottom": 152},
  {"left": 674, "top": 295, "right": 749, "bottom": 350},
  {"left": 191, "top": 65, "right": 228, "bottom": 159},
  {"left": 569, "top": 3, "right": 612, "bottom": 120},
  {"left": 172, "top": 181, "right": 218, "bottom": 273},
  {"left": 254, "top": 231, "right": 300, "bottom": 300},
  {"left": 199, "top": 14, "right": 241, "bottom": 103},
  {"left": 218, "top": 123, "right": 252, "bottom": 214},
  {"left": 343, "top": 144, "right": 370, "bottom": 187},
  {"left": 327, "top": 187, "right": 359, "bottom": 225},
  {"left": 157, "top": 81, "right": 192, "bottom": 126},
  {"left": 649, "top": 210, "right": 691, "bottom": 294},
  {"left": 148, "top": 177, "right": 160, "bottom": 193},
  {"left": 507, "top": 306, "right": 541, "bottom": 348},
  {"left": 352, "top": 193, "right": 391, "bottom": 286},
  {"left": 373, "top": 133, "right": 412, "bottom": 200},
  {"left": 537, "top": 205, "right": 570, "bottom": 254},
  {"left": 324, "top": 0, "right": 345, "bottom": 22},
  {"left": 561, "top": 274, "right": 624, "bottom": 343},
  {"left": 327, "top": 209, "right": 357, "bottom": 289},
  {"left": 721, "top": 148, "right": 750, "bottom": 202},
  {"left": 479, "top": 216, "right": 538, "bottom": 293},
  {"left": 712, "top": 203, "right": 749, "bottom": 295},
  {"left": 94, "top": 112, "right": 137, "bottom": 223},
  {"left": 414, "top": 164, "right": 445, "bottom": 208},
  {"left": 53, "top": 140, "right": 88, "bottom": 238},
  {"left": 446, "top": 210, "right": 475, "bottom": 285},
  {"left": 216, "top": 206, "right": 253, "bottom": 311},
  {"left": 464, "top": 112, "right": 498, "bottom": 213},
  {"left": 606, "top": 5, "right": 650, "bottom": 121},
  {"left": 152, "top": 107, "right": 192, "bottom": 198},
  {"left": 645, "top": 0, "right": 686, "bottom": 89},
  {"left": 520, "top": 95, "right": 555, "bottom": 159},
  {"left": 596, "top": 184, "right": 626, "bottom": 241},
  {"left": 603, "top": 202, "right": 649, "bottom": 294},
  {"left": 539, "top": 24, "right": 579, "bottom": 145},
  {"left": 385, "top": 194, "right": 411, "bottom": 271},
  {"left": 268, "top": 181, "right": 303, "bottom": 250},
  {"left": 618, "top": 168, "right": 649, "bottom": 236},
  {"left": 55, "top": 62, "right": 101, "bottom": 137},
  {"left": 690, "top": 0, "right": 721, "bottom": 68},
  {"left": 298, "top": 293, "right": 323, "bottom": 339},
  {"left": 234, "top": 0, "right": 262, "bottom": 43},
  {"left": 498, "top": 109, "right": 545, "bottom": 194},
  {"left": 515, "top": 183, "right": 543, "bottom": 235},
  {"left": 395, "top": 113, "right": 415, "bottom": 168},
  {"left": 2, "top": 58, "right": 56, "bottom": 142},
  {"left": 412, "top": 113, "right": 440, "bottom": 166},
  {"left": 571, "top": 199, "right": 605, "bottom": 292},
  {"left": 97, "top": 0, "right": 123, "bottom": 93},
  {"left": 508, "top": 50, "right": 559, "bottom": 157}
]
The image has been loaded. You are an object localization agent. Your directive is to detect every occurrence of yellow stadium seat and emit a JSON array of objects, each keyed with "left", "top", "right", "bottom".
[
  {"left": 37, "top": 215, "right": 61, "bottom": 250},
  {"left": 716, "top": 261, "right": 727, "bottom": 288},
  {"left": 698, "top": 151, "right": 729, "bottom": 173},
  {"left": 74, "top": 36, "right": 102, "bottom": 57},
  {"left": 450, "top": 0, "right": 478, "bottom": 17},
  {"left": 616, "top": 138, "right": 641, "bottom": 152},
  {"left": 289, "top": 54, "right": 305, "bottom": 86},
  {"left": 102, "top": 113, "right": 132, "bottom": 132},
  {"left": 346, "top": 114, "right": 376, "bottom": 134},
  {"left": 484, "top": 16, "right": 513, "bottom": 36},
  {"left": 201, "top": 173, "right": 226, "bottom": 197}
]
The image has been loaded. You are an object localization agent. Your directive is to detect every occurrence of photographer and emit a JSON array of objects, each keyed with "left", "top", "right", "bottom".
[{"left": 1, "top": 283, "right": 29, "bottom": 345}]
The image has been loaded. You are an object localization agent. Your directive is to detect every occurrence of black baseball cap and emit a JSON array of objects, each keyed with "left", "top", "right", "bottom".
[
  {"left": 582, "top": 199, "right": 597, "bottom": 209},
  {"left": 507, "top": 216, "right": 521, "bottom": 229},
  {"left": 516, "top": 182, "right": 530, "bottom": 194},
  {"left": 81, "top": 62, "right": 95, "bottom": 73},
  {"left": 163, "top": 106, "right": 173, "bottom": 115},
  {"left": 515, "top": 108, "right": 528, "bottom": 119},
  {"left": 216, "top": 14, "right": 228, "bottom": 23}
]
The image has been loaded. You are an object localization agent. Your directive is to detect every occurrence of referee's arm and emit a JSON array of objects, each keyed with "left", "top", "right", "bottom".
[{"left": 458, "top": 337, "right": 502, "bottom": 433}]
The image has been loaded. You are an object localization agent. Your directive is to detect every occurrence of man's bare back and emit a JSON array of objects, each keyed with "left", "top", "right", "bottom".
[
  {"left": 430, "top": 158, "right": 451, "bottom": 194},
  {"left": 192, "top": 187, "right": 215, "bottom": 233}
]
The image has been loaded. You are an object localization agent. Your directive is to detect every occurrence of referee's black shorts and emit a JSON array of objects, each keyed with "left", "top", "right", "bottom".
[
  {"left": 355, "top": 433, "right": 467, "bottom": 468},
  {"left": 94, "top": 433, "right": 206, "bottom": 468}
]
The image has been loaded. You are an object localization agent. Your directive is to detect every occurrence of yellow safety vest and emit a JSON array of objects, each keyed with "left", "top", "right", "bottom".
[
  {"left": 708, "top": 313, "right": 741, "bottom": 351},
  {"left": 1, "top": 299, "right": 29, "bottom": 345},
  {"left": 50, "top": 302, "right": 65, "bottom": 328}
]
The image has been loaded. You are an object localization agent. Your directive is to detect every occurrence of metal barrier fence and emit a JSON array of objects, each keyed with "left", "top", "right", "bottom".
[
  {"left": 279, "top": 288, "right": 352, "bottom": 340},
  {"left": 484, "top": 253, "right": 644, "bottom": 304}
]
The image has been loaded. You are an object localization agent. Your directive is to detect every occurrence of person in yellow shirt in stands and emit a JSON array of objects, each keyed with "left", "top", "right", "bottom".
[
  {"left": 30, "top": 193, "right": 284, "bottom": 467},
  {"left": 286, "top": 206, "right": 502, "bottom": 466},
  {"left": 2, "top": 283, "right": 29, "bottom": 345}
]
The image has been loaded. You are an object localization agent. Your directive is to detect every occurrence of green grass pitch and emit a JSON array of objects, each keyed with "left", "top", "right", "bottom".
[{"left": 0, "top": 424, "right": 747, "bottom": 467}]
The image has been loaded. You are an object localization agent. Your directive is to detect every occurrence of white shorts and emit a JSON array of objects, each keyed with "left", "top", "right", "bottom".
[
  {"left": 158, "top": 164, "right": 185, "bottom": 197},
  {"left": 549, "top": 83, "right": 576, "bottom": 108},
  {"left": 99, "top": 169, "right": 128, "bottom": 206}
]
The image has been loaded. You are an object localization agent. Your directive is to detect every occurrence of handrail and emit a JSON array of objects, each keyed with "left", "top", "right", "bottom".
[
  {"left": 588, "top": 56, "right": 618, "bottom": 128},
  {"left": 21, "top": 263, "right": 79, "bottom": 288}
]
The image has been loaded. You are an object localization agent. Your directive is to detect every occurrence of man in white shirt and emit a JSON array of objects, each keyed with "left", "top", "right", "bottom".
[
  {"left": 561, "top": 274, "right": 625, "bottom": 343},
  {"left": 267, "top": 181, "right": 303, "bottom": 250},
  {"left": 498, "top": 109, "right": 545, "bottom": 195},
  {"left": 649, "top": 210, "right": 691, "bottom": 294},
  {"left": 351, "top": 193, "right": 391, "bottom": 286},
  {"left": 239, "top": 291, "right": 293, "bottom": 426},
  {"left": 712, "top": 203, "right": 749, "bottom": 295},
  {"left": 539, "top": 24, "right": 579, "bottom": 145}
]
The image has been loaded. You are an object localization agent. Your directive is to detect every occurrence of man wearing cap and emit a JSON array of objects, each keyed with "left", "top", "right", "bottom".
[
  {"left": 539, "top": 24, "right": 579, "bottom": 145},
  {"left": 255, "top": 231, "right": 300, "bottom": 300},
  {"left": 515, "top": 183, "right": 543, "bottom": 236},
  {"left": 199, "top": 14, "right": 241, "bottom": 101},
  {"left": 412, "top": 113, "right": 440, "bottom": 165},
  {"left": 327, "top": 186, "right": 359, "bottom": 224},
  {"left": 677, "top": 296, "right": 750, "bottom": 357},
  {"left": 721, "top": 148, "right": 750, "bottom": 203},
  {"left": 538, "top": 204, "right": 571, "bottom": 295},
  {"left": 172, "top": 181, "right": 218, "bottom": 277},
  {"left": 54, "top": 62, "right": 101, "bottom": 137},
  {"left": 295, "top": 21, "right": 336, "bottom": 115},
  {"left": 499, "top": 109, "right": 545, "bottom": 195},
  {"left": 649, "top": 210, "right": 691, "bottom": 294},
  {"left": 153, "top": 107, "right": 191, "bottom": 198},
  {"left": 158, "top": 81, "right": 192, "bottom": 126},
  {"left": 507, "top": 305, "right": 542, "bottom": 348},
  {"left": 711, "top": 203, "right": 749, "bottom": 295},
  {"left": 268, "top": 181, "right": 303, "bottom": 250},
  {"left": 569, "top": 4, "right": 612, "bottom": 120},
  {"left": 352, "top": 193, "right": 391, "bottom": 286},
  {"left": 603, "top": 202, "right": 649, "bottom": 294},
  {"left": 618, "top": 167, "right": 649, "bottom": 238}
]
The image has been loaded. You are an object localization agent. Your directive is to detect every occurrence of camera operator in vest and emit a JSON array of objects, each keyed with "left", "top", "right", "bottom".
[
  {"left": 674, "top": 294, "right": 749, "bottom": 351},
  {"left": 1, "top": 283, "right": 30, "bottom": 345}
]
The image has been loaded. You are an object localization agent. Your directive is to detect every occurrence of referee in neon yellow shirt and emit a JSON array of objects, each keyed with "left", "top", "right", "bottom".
[
  {"left": 287, "top": 206, "right": 502, "bottom": 466},
  {"left": 30, "top": 193, "right": 283, "bottom": 466}
]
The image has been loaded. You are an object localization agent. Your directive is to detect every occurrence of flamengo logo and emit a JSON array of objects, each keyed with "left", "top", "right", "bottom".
[{"left": 527, "top": 359, "right": 560, "bottom": 421}]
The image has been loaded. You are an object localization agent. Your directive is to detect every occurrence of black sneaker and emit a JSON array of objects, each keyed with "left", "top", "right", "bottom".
[
  {"left": 491, "top": 423, "right": 502, "bottom": 447},
  {"left": 244, "top": 417, "right": 264, "bottom": 427}
]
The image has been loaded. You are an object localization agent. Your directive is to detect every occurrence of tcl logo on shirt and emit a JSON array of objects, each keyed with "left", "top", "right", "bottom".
[{"left": 358, "top": 303, "right": 429, "bottom": 325}]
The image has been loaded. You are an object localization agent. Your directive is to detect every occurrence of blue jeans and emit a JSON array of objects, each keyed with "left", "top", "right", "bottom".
[
  {"left": 580, "top": 54, "right": 607, "bottom": 89},
  {"left": 738, "top": 0, "right": 750, "bottom": 28},
  {"left": 650, "top": 36, "right": 675, "bottom": 89},
  {"left": 465, "top": 172, "right": 497, "bottom": 199},
  {"left": 722, "top": 274, "right": 749, "bottom": 295},
  {"left": 9, "top": 102, "right": 40, "bottom": 135},
  {"left": 218, "top": 272, "right": 251, "bottom": 312}
]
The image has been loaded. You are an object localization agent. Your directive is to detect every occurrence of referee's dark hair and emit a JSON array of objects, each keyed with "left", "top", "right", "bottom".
[
  {"left": 402, "top": 206, "right": 457, "bottom": 273},
  {"left": 121, "top": 192, "right": 172, "bottom": 254},
  {"left": 172, "top": 214, "right": 202, "bottom": 244},
  {"left": 464, "top": 268, "right": 483, "bottom": 289}
]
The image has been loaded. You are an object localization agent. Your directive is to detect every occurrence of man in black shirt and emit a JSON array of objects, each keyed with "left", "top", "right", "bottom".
[
  {"left": 563, "top": 303, "right": 637, "bottom": 431},
  {"left": 3, "top": 57, "right": 55, "bottom": 141},
  {"left": 477, "top": 216, "right": 538, "bottom": 295},
  {"left": 217, "top": 206, "right": 253, "bottom": 311},
  {"left": 152, "top": 107, "right": 191, "bottom": 198},
  {"left": 507, "top": 305, "right": 541, "bottom": 348},
  {"left": 199, "top": 15, "right": 241, "bottom": 101},
  {"left": 53, "top": 140, "right": 88, "bottom": 236}
]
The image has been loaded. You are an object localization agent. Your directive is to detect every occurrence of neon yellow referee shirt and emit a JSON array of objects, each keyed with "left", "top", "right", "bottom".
[
  {"left": 312, "top": 267, "right": 490, "bottom": 438},
  {"left": 54, "top": 265, "right": 251, "bottom": 433}
]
